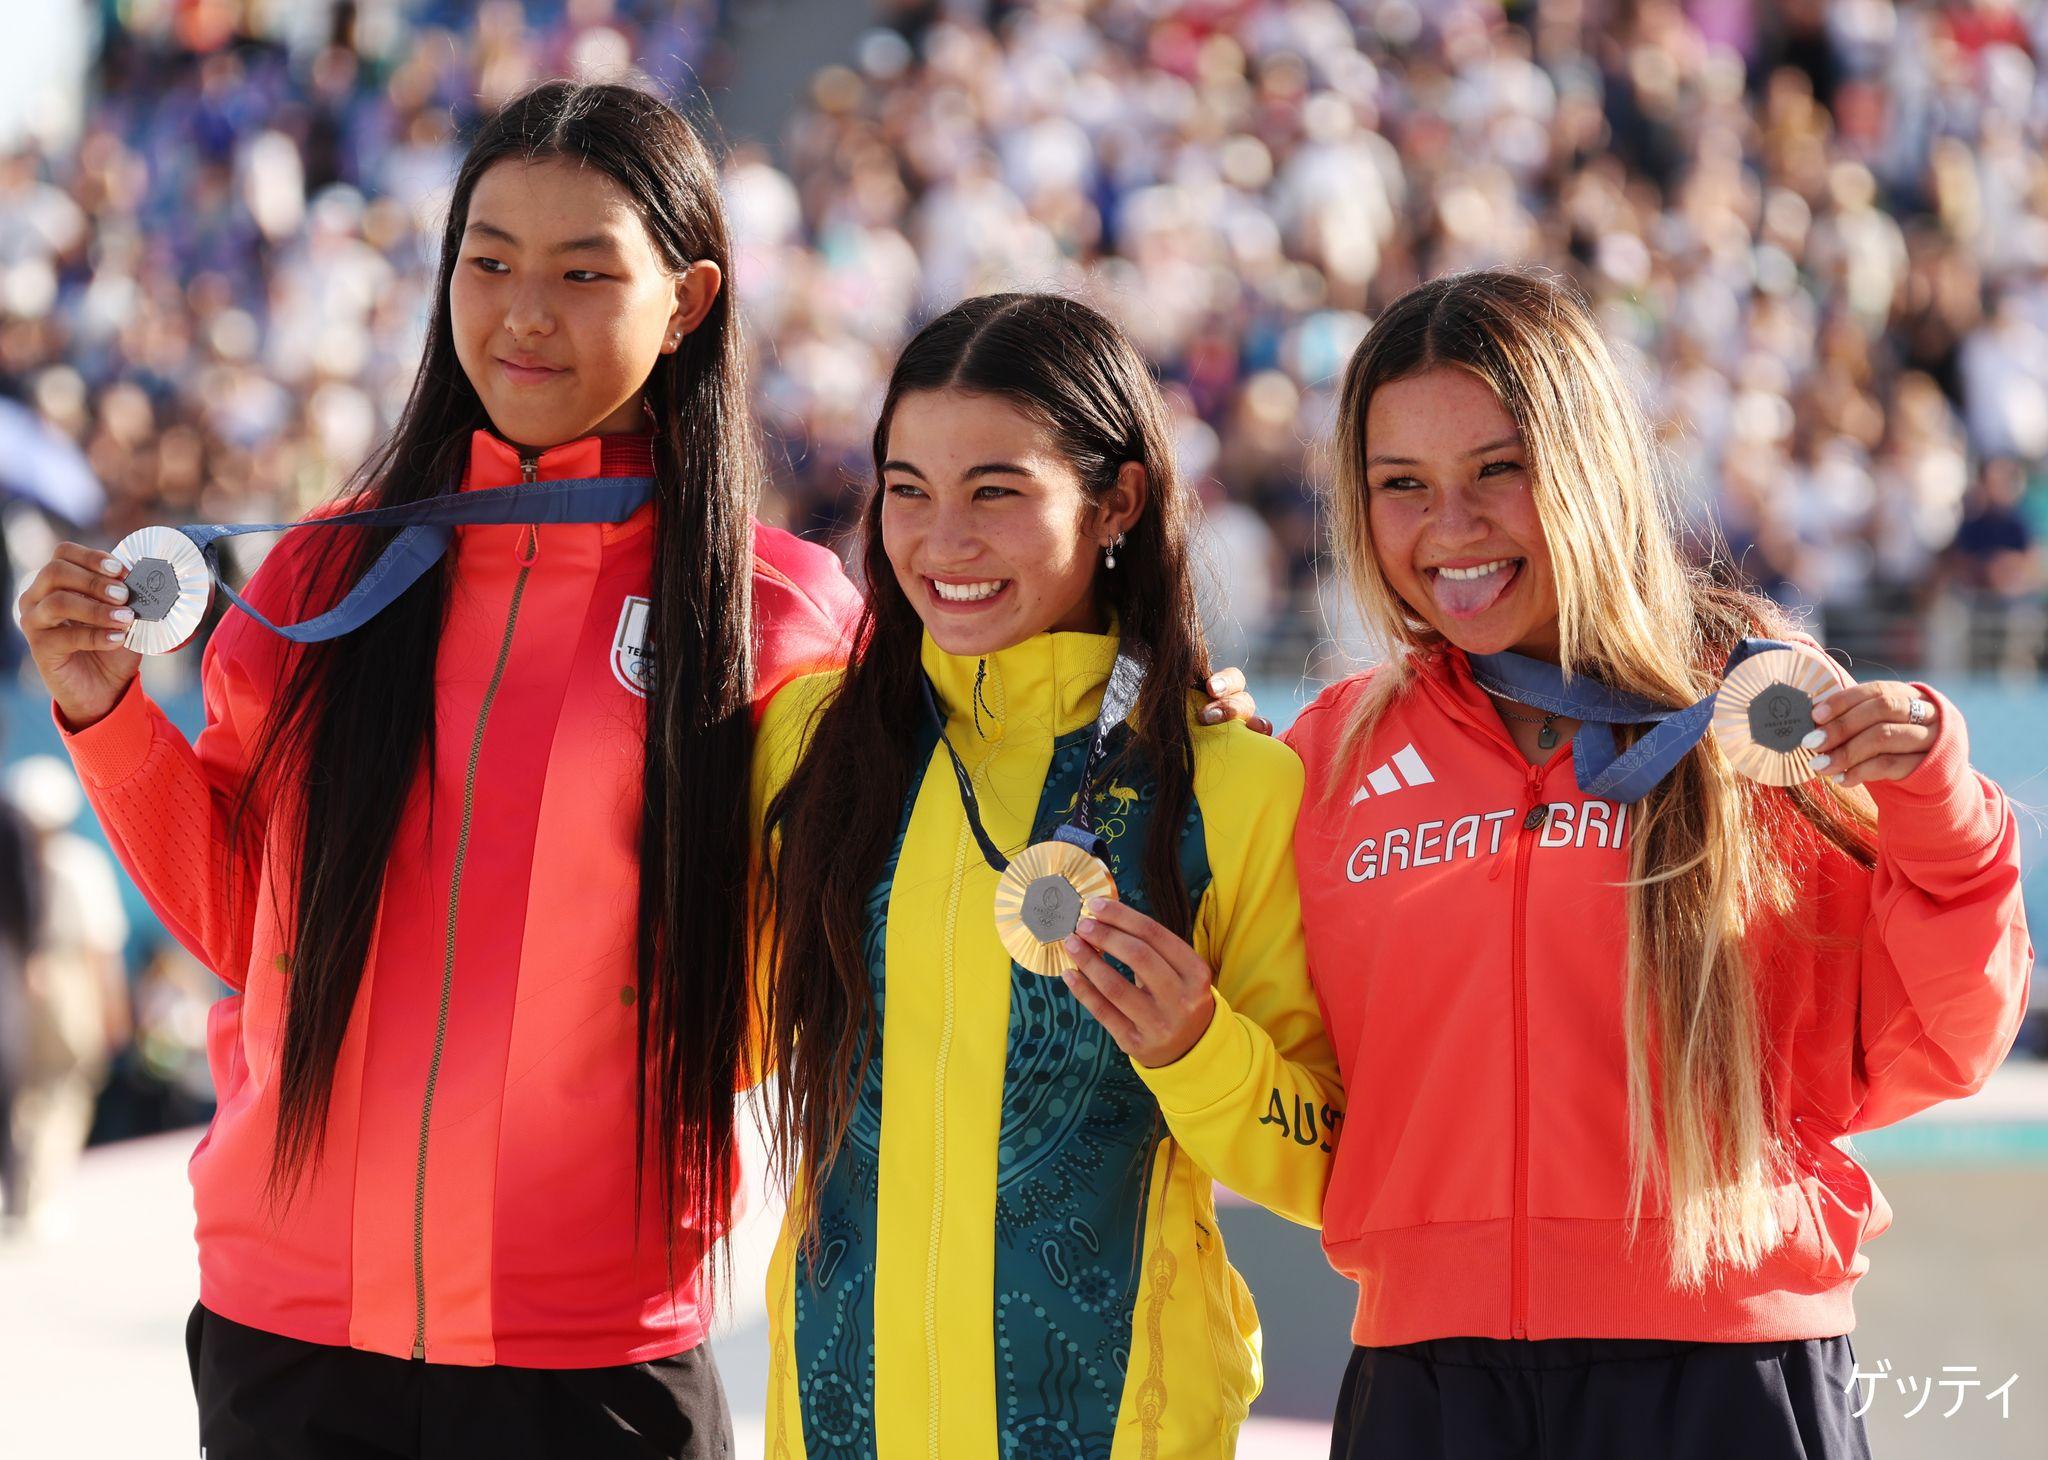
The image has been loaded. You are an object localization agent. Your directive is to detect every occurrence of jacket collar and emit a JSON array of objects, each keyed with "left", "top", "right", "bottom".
[
  {"left": 920, "top": 623, "right": 1120, "bottom": 746},
  {"left": 459, "top": 428, "right": 655, "bottom": 491},
  {"left": 1411, "top": 642, "right": 1532, "bottom": 760}
]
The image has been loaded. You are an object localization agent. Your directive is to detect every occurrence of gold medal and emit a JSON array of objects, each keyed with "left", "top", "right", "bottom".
[
  {"left": 110, "top": 526, "right": 213, "bottom": 656},
  {"left": 1711, "top": 645, "right": 1851, "bottom": 785},
  {"left": 993, "top": 837, "right": 1119, "bottom": 976}
]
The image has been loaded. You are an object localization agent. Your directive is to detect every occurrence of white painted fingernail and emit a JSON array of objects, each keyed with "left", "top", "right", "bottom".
[
  {"left": 1809, "top": 753, "right": 1830, "bottom": 770},
  {"left": 111, "top": 608, "right": 133, "bottom": 623},
  {"left": 1800, "top": 730, "right": 1826, "bottom": 750},
  {"left": 100, "top": 558, "right": 122, "bottom": 575},
  {"left": 105, "top": 582, "right": 128, "bottom": 603},
  {"left": 1830, "top": 773, "right": 1846, "bottom": 786}
]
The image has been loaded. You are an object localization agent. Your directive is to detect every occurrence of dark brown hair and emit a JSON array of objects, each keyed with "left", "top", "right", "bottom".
[{"left": 757, "top": 292, "right": 1211, "bottom": 1238}]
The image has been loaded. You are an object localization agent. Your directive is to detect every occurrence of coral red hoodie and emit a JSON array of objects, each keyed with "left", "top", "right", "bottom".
[
  {"left": 1284, "top": 646, "right": 2031, "bottom": 1346},
  {"left": 57, "top": 429, "right": 861, "bottom": 1366}
]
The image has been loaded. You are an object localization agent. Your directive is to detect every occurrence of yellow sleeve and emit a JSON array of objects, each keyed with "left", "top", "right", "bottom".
[
  {"left": 742, "top": 669, "right": 846, "bottom": 1090},
  {"left": 1132, "top": 719, "right": 1344, "bottom": 1228}
]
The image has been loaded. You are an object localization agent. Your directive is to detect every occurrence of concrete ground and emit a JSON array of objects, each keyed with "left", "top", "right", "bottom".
[{"left": 2, "top": 1073, "right": 2042, "bottom": 1458}]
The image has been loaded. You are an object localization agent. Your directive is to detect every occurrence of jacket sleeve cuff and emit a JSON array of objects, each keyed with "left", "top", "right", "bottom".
[
  {"left": 1133, "top": 985, "right": 1255, "bottom": 1117},
  {"left": 54, "top": 679, "right": 159, "bottom": 790},
  {"left": 1863, "top": 685, "right": 2003, "bottom": 861}
]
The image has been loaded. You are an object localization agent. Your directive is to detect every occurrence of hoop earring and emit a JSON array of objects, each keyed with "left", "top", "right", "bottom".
[{"left": 641, "top": 396, "right": 657, "bottom": 428}]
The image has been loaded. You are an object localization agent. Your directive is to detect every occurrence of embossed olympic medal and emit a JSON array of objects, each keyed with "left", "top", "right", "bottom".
[
  {"left": 110, "top": 526, "right": 212, "bottom": 656},
  {"left": 1711, "top": 645, "right": 1851, "bottom": 786},
  {"left": 993, "top": 838, "right": 1119, "bottom": 976}
]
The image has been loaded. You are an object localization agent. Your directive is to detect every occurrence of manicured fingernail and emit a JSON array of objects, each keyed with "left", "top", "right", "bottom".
[
  {"left": 104, "top": 630, "right": 125, "bottom": 642},
  {"left": 1063, "top": 935, "right": 1084, "bottom": 954},
  {"left": 1084, "top": 899, "right": 1107, "bottom": 914},
  {"left": 1074, "top": 919, "right": 1097, "bottom": 937},
  {"left": 1830, "top": 773, "right": 1846, "bottom": 786},
  {"left": 1808, "top": 753, "right": 1830, "bottom": 770},
  {"left": 1800, "top": 730, "right": 1825, "bottom": 750},
  {"left": 111, "top": 608, "right": 134, "bottom": 623},
  {"left": 105, "top": 582, "right": 128, "bottom": 603},
  {"left": 1208, "top": 673, "right": 1225, "bottom": 692},
  {"left": 1200, "top": 707, "right": 1221, "bottom": 724},
  {"left": 100, "top": 558, "right": 122, "bottom": 575}
]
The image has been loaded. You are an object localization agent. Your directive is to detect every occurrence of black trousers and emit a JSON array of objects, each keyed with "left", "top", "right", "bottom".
[
  {"left": 187, "top": 1304, "right": 732, "bottom": 1459},
  {"left": 1330, "top": 1335, "right": 1873, "bottom": 1460}
]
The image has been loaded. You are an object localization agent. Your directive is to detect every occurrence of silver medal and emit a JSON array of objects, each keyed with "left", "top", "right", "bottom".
[{"left": 110, "top": 526, "right": 212, "bottom": 656}]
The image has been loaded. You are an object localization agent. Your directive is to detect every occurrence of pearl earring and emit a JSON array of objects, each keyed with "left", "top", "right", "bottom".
[{"left": 1104, "top": 532, "right": 1125, "bottom": 569}]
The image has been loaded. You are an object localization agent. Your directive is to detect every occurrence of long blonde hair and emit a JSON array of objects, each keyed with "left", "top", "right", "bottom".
[{"left": 1325, "top": 269, "right": 1879, "bottom": 1287}]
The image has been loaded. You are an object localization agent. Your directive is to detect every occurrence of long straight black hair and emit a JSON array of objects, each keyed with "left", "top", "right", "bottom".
[
  {"left": 757, "top": 292, "right": 1211, "bottom": 1237},
  {"left": 235, "top": 81, "right": 759, "bottom": 1257}
]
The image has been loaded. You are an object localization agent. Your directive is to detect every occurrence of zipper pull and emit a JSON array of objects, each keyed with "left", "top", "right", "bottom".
[{"left": 519, "top": 450, "right": 538, "bottom": 483}]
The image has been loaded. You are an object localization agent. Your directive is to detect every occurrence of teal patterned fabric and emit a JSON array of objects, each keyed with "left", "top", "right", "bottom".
[
  {"left": 791, "top": 722, "right": 934, "bottom": 1460},
  {"left": 992, "top": 725, "right": 1210, "bottom": 1460},
  {"left": 793, "top": 721, "right": 1211, "bottom": 1460}
]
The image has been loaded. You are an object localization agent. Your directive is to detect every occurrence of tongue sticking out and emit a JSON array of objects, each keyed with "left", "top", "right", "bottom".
[{"left": 1432, "top": 562, "right": 1517, "bottom": 619}]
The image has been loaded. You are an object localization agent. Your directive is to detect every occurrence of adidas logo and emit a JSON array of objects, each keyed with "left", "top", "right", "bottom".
[{"left": 1350, "top": 743, "right": 1435, "bottom": 804}]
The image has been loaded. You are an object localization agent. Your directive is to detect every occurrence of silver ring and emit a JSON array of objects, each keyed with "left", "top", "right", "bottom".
[{"left": 1907, "top": 697, "right": 1935, "bottom": 727}]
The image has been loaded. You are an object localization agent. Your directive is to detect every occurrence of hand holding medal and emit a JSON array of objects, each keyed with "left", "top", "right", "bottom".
[
  {"left": 1709, "top": 644, "right": 1852, "bottom": 785},
  {"left": 1704, "top": 642, "right": 1941, "bottom": 789},
  {"left": 1468, "top": 636, "right": 1932, "bottom": 801},
  {"left": 1800, "top": 679, "right": 1943, "bottom": 788},
  {"left": 1060, "top": 897, "right": 1219, "bottom": 1068},
  {"left": 15, "top": 544, "right": 146, "bottom": 732}
]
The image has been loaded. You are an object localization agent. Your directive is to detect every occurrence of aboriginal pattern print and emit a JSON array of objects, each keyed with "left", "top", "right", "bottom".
[
  {"left": 993, "top": 726, "right": 1210, "bottom": 1459},
  {"left": 791, "top": 724, "right": 934, "bottom": 1460}
]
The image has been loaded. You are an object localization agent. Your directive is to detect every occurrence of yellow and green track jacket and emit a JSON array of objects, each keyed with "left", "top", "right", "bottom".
[{"left": 751, "top": 626, "right": 1344, "bottom": 1459}]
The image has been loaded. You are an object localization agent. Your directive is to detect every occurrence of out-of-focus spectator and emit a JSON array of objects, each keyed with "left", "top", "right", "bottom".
[
  {"left": 1933, "top": 454, "right": 2047, "bottom": 673},
  {"left": 0, "top": 757, "right": 127, "bottom": 1237},
  {"left": 89, "top": 941, "right": 217, "bottom": 1145},
  {"left": 0, "top": 777, "right": 39, "bottom": 1240}
]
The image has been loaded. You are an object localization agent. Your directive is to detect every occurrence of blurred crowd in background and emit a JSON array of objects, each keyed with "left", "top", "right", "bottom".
[
  {"left": 3, "top": 0, "right": 2048, "bottom": 1218},
  {"left": 2, "top": 0, "right": 2047, "bottom": 682}
]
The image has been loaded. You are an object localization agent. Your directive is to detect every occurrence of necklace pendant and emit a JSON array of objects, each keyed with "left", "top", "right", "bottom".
[{"left": 1538, "top": 723, "right": 1558, "bottom": 750}]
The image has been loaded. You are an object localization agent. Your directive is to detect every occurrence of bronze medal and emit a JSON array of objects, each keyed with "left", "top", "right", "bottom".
[{"left": 1711, "top": 645, "right": 1851, "bottom": 785}]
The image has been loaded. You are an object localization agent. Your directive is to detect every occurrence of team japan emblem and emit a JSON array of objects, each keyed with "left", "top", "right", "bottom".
[{"left": 612, "top": 596, "right": 652, "bottom": 696}]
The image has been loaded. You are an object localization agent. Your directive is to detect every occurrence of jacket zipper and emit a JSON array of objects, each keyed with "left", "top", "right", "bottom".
[
  {"left": 1508, "top": 759, "right": 1551, "bottom": 1340},
  {"left": 409, "top": 452, "right": 540, "bottom": 1359}
]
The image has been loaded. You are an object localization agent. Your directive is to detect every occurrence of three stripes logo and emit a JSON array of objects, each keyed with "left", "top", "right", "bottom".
[{"left": 1349, "top": 743, "right": 1435, "bottom": 805}]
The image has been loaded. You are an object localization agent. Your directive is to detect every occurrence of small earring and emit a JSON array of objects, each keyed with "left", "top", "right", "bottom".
[{"left": 1104, "top": 532, "right": 1125, "bottom": 569}]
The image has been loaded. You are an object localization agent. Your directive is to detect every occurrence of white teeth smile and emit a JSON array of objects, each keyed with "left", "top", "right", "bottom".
[
  {"left": 931, "top": 579, "right": 1007, "bottom": 602},
  {"left": 1435, "top": 559, "right": 1516, "bottom": 580}
]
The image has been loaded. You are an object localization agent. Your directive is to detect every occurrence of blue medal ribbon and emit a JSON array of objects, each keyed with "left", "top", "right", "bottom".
[
  {"left": 1466, "top": 636, "right": 1803, "bottom": 803},
  {"left": 175, "top": 475, "right": 654, "bottom": 643}
]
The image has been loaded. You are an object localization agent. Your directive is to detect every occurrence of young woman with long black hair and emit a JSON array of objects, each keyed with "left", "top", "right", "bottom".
[
  {"left": 1286, "top": 269, "right": 2031, "bottom": 1459},
  {"left": 16, "top": 82, "right": 864, "bottom": 1458},
  {"left": 751, "top": 292, "right": 1344, "bottom": 1458}
]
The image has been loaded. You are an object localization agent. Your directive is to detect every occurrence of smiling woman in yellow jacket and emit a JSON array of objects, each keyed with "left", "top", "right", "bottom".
[{"left": 752, "top": 293, "right": 1343, "bottom": 1459}]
